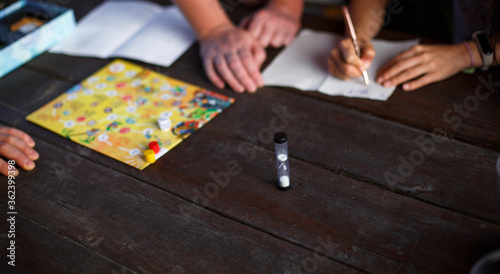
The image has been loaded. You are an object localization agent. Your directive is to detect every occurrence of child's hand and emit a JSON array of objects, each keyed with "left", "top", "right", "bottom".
[
  {"left": 328, "top": 37, "right": 375, "bottom": 80},
  {"left": 200, "top": 25, "right": 266, "bottom": 93},
  {"left": 0, "top": 126, "right": 39, "bottom": 177},
  {"left": 376, "top": 44, "right": 470, "bottom": 91},
  {"left": 239, "top": 5, "right": 301, "bottom": 48}
]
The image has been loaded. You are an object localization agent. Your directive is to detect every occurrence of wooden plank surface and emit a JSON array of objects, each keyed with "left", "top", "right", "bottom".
[
  {"left": 0, "top": 133, "right": 359, "bottom": 273},
  {"left": 0, "top": 0, "right": 499, "bottom": 273},
  {"left": 0, "top": 205, "right": 135, "bottom": 274},
  {"left": 297, "top": 14, "right": 500, "bottom": 152},
  {"left": 26, "top": 9, "right": 500, "bottom": 152},
  {"left": 10, "top": 59, "right": 500, "bottom": 225},
  {"left": 2, "top": 64, "right": 499, "bottom": 273}
]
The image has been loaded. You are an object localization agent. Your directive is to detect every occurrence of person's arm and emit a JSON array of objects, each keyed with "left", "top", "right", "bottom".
[
  {"left": 239, "top": 0, "right": 304, "bottom": 47},
  {"left": 328, "top": 0, "right": 388, "bottom": 80},
  {"left": 350, "top": 0, "right": 388, "bottom": 41},
  {"left": 174, "top": 0, "right": 232, "bottom": 40},
  {"left": 376, "top": 37, "right": 499, "bottom": 91},
  {"left": 0, "top": 126, "right": 38, "bottom": 177},
  {"left": 175, "top": 0, "right": 265, "bottom": 93}
]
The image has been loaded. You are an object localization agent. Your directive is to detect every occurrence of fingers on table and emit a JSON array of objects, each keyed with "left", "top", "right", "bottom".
[
  {"left": 0, "top": 159, "right": 18, "bottom": 177},
  {"left": 208, "top": 50, "right": 264, "bottom": 93},
  {"left": 0, "top": 127, "right": 39, "bottom": 176},
  {"left": 213, "top": 54, "right": 245, "bottom": 93},
  {"left": 0, "top": 139, "right": 37, "bottom": 172},
  {"left": 0, "top": 127, "right": 35, "bottom": 148},
  {"left": 0, "top": 130, "right": 39, "bottom": 161},
  {"left": 204, "top": 55, "right": 226, "bottom": 90},
  {"left": 238, "top": 48, "right": 264, "bottom": 88},
  {"left": 381, "top": 63, "right": 429, "bottom": 88},
  {"left": 377, "top": 45, "right": 431, "bottom": 88},
  {"left": 401, "top": 73, "right": 440, "bottom": 91},
  {"left": 226, "top": 51, "right": 258, "bottom": 92}
]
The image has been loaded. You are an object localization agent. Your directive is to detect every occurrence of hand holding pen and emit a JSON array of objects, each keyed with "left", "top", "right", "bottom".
[{"left": 327, "top": 6, "right": 375, "bottom": 83}]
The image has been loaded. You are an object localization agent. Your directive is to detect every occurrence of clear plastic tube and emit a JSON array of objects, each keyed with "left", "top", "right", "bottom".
[{"left": 274, "top": 132, "right": 290, "bottom": 191}]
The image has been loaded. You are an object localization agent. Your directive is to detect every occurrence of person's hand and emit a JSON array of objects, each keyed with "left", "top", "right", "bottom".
[
  {"left": 200, "top": 25, "right": 266, "bottom": 93},
  {"left": 0, "top": 126, "right": 39, "bottom": 177},
  {"left": 376, "top": 43, "right": 469, "bottom": 91},
  {"left": 239, "top": 5, "right": 301, "bottom": 48},
  {"left": 328, "top": 37, "right": 375, "bottom": 80}
]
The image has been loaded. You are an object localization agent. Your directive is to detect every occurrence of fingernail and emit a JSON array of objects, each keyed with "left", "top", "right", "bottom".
[
  {"left": 30, "top": 151, "right": 39, "bottom": 160},
  {"left": 28, "top": 140, "right": 35, "bottom": 147},
  {"left": 376, "top": 77, "right": 383, "bottom": 83},
  {"left": 13, "top": 168, "right": 19, "bottom": 176},
  {"left": 403, "top": 83, "right": 410, "bottom": 90},
  {"left": 383, "top": 81, "right": 392, "bottom": 87},
  {"left": 25, "top": 160, "right": 35, "bottom": 169}
]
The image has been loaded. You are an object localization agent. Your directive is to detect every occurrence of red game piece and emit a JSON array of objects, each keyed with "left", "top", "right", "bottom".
[{"left": 148, "top": 141, "right": 160, "bottom": 154}]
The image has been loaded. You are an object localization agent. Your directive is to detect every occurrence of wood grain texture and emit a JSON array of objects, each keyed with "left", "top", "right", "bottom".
[
  {"left": 297, "top": 13, "right": 500, "bottom": 152},
  {"left": 3, "top": 77, "right": 499, "bottom": 273},
  {"left": 161, "top": 65, "right": 500, "bottom": 225},
  {"left": 0, "top": 68, "right": 73, "bottom": 114},
  {"left": 0, "top": 1, "right": 498, "bottom": 273},
  {"left": 0, "top": 206, "right": 134, "bottom": 274},
  {"left": 0, "top": 137, "right": 359, "bottom": 273},
  {"left": 175, "top": 10, "right": 500, "bottom": 152}
]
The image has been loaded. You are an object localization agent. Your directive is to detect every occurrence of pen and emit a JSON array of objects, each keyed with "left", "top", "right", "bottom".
[{"left": 341, "top": 6, "right": 370, "bottom": 85}]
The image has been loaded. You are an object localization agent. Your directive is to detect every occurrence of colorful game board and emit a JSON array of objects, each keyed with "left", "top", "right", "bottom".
[{"left": 27, "top": 59, "right": 234, "bottom": 170}]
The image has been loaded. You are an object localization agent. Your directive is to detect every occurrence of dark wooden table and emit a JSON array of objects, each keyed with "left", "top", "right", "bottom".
[{"left": 1, "top": 1, "right": 500, "bottom": 273}]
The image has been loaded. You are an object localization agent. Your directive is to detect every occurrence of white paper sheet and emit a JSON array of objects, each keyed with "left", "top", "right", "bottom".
[
  {"left": 263, "top": 29, "right": 418, "bottom": 101},
  {"left": 50, "top": 1, "right": 196, "bottom": 67},
  {"left": 112, "top": 7, "right": 196, "bottom": 67}
]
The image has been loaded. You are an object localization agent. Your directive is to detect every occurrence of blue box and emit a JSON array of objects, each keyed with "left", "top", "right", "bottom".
[{"left": 0, "top": 0, "right": 76, "bottom": 78}]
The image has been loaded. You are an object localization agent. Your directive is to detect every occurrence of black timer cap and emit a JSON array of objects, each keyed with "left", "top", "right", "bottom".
[
  {"left": 274, "top": 132, "right": 287, "bottom": 144},
  {"left": 277, "top": 185, "right": 291, "bottom": 191}
]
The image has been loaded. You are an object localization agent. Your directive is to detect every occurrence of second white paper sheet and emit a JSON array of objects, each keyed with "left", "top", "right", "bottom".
[
  {"left": 51, "top": 1, "right": 196, "bottom": 68},
  {"left": 263, "top": 29, "right": 418, "bottom": 101}
]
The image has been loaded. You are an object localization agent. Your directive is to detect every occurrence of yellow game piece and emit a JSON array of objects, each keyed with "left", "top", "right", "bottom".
[
  {"left": 144, "top": 149, "right": 156, "bottom": 164},
  {"left": 25, "top": 60, "right": 235, "bottom": 170}
]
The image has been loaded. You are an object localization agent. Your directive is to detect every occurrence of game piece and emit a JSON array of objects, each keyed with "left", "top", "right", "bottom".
[
  {"left": 26, "top": 60, "right": 234, "bottom": 170},
  {"left": 149, "top": 141, "right": 160, "bottom": 154},
  {"left": 144, "top": 149, "right": 156, "bottom": 164},
  {"left": 158, "top": 117, "right": 172, "bottom": 131},
  {"left": 274, "top": 132, "right": 290, "bottom": 191}
]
